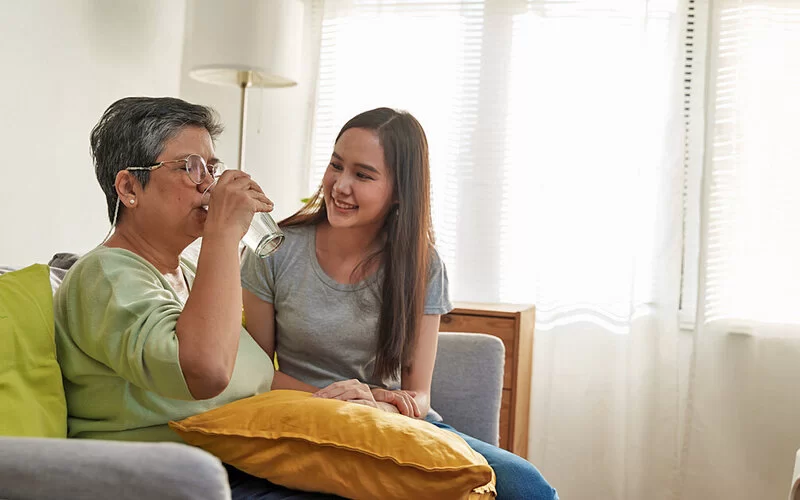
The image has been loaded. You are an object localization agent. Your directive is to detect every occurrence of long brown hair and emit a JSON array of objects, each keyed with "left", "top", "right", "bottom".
[{"left": 282, "top": 108, "right": 434, "bottom": 381}]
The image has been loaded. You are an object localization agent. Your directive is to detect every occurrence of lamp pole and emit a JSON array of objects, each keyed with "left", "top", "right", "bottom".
[{"left": 237, "top": 71, "right": 254, "bottom": 171}]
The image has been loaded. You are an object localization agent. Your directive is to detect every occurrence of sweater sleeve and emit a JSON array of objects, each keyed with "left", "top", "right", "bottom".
[{"left": 62, "top": 250, "right": 193, "bottom": 400}]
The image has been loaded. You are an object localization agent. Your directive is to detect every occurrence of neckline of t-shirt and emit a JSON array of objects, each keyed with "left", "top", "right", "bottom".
[
  {"left": 308, "top": 225, "right": 381, "bottom": 292},
  {"left": 94, "top": 245, "right": 196, "bottom": 291}
]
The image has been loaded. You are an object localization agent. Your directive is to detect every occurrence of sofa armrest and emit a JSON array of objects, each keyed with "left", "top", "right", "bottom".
[
  {"left": 790, "top": 448, "right": 800, "bottom": 500},
  {"left": 431, "top": 332, "right": 505, "bottom": 445},
  {"left": 0, "top": 437, "right": 230, "bottom": 500}
]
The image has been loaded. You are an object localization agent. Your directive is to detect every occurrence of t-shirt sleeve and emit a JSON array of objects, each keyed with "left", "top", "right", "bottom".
[
  {"left": 424, "top": 248, "right": 454, "bottom": 315},
  {"left": 64, "top": 252, "right": 192, "bottom": 400},
  {"left": 240, "top": 247, "right": 275, "bottom": 303}
]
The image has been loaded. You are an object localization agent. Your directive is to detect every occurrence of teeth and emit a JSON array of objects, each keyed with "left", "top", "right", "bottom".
[{"left": 334, "top": 199, "right": 356, "bottom": 209}]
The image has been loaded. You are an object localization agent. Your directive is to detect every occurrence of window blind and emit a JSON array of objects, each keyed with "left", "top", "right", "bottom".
[
  {"left": 307, "top": 0, "right": 682, "bottom": 332},
  {"left": 700, "top": 0, "right": 800, "bottom": 329}
]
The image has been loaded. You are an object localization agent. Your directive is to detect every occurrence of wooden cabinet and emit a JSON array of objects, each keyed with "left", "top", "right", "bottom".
[{"left": 439, "top": 302, "right": 535, "bottom": 457}]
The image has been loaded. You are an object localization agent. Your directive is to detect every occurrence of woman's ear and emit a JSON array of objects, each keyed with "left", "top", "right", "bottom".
[{"left": 115, "top": 170, "right": 140, "bottom": 206}]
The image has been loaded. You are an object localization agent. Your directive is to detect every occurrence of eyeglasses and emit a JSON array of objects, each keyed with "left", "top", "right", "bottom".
[{"left": 126, "top": 154, "right": 225, "bottom": 184}]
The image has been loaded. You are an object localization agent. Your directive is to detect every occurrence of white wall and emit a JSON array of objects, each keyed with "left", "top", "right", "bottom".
[
  {"left": 0, "top": 1, "right": 188, "bottom": 267},
  {"left": 0, "top": 0, "right": 315, "bottom": 267},
  {"left": 179, "top": 0, "right": 317, "bottom": 223}
]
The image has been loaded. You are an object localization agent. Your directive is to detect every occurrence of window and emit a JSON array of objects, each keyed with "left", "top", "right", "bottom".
[
  {"left": 306, "top": 0, "right": 760, "bottom": 333},
  {"left": 681, "top": 0, "right": 800, "bottom": 331}
]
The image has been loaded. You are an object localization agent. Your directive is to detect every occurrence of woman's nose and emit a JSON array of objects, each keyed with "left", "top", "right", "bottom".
[{"left": 197, "top": 171, "right": 214, "bottom": 192}]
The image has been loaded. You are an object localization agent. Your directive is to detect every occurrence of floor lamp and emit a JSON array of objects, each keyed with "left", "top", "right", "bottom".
[{"left": 185, "top": 0, "right": 304, "bottom": 171}]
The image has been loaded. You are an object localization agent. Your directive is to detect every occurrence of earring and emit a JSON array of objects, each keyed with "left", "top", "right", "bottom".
[{"left": 129, "top": 199, "right": 135, "bottom": 205}]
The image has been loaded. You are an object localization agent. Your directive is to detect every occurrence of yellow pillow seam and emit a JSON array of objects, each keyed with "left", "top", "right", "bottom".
[{"left": 170, "top": 422, "right": 492, "bottom": 474}]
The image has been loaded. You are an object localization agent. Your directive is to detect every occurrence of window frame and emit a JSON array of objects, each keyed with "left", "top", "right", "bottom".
[{"left": 679, "top": 0, "right": 710, "bottom": 330}]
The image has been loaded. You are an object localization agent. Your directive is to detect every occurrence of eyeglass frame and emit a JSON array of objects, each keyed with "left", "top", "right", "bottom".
[{"left": 126, "top": 154, "right": 225, "bottom": 185}]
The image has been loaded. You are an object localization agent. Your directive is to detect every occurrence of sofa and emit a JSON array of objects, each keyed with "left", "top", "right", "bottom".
[
  {"left": 790, "top": 449, "right": 800, "bottom": 500},
  {"left": 0, "top": 256, "right": 506, "bottom": 500}
]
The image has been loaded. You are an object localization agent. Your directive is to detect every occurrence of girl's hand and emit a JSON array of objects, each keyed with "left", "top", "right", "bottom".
[
  {"left": 372, "top": 388, "right": 420, "bottom": 418},
  {"left": 313, "top": 379, "right": 377, "bottom": 408}
]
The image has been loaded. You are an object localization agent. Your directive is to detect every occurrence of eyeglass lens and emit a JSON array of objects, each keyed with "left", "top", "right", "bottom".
[{"left": 186, "top": 155, "right": 225, "bottom": 183}]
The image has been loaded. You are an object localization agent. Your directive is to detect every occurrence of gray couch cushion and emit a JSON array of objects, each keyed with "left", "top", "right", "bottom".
[
  {"left": 431, "top": 332, "right": 505, "bottom": 445},
  {"left": 0, "top": 252, "right": 80, "bottom": 294},
  {"left": 47, "top": 252, "right": 80, "bottom": 292},
  {"left": 48, "top": 252, "right": 80, "bottom": 270},
  {"left": 0, "top": 437, "right": 230, "bottom": 500}
]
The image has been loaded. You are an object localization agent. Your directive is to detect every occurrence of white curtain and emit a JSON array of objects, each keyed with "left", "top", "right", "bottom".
[
  {"left": 304, "top": 0, "right": 685, "bottom": 318},
  {"left": 294, "top": 0, "right": 800, "bottom": 498},
  {"left": 680, "top": 1, "right": 800, "bottom": 499},
  {"left": 300, "top": 0, "right": 687, "bottom": 498}
]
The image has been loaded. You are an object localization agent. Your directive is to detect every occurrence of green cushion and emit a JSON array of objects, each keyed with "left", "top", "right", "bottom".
[{"left": 0, "top": 264, "right": 66, "bottom": 437}]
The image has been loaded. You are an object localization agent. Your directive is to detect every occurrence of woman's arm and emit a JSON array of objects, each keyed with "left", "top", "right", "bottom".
[
  {"left": 177, "top": 173, "right": 272, "bottom": 400},
  {"left": 177, "top": 232, "right": 242, "bottom": 400}
]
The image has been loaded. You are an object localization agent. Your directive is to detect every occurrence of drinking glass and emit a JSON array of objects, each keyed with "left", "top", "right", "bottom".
[
  {"left": 242, "top": 211, "right": 284, "bottom": 257},
  {"left": 202, "top": 169, "right": 284, "bottom": 258}
]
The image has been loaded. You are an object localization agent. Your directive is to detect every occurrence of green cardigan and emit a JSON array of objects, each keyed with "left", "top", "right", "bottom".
[{"left": 54, "top": 246, "right": 273, "bottom": 442}]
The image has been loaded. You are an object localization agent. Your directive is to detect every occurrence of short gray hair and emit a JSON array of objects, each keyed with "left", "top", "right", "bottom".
[{"left": 90, "top": 96, "right": 224, "bottom": 224}]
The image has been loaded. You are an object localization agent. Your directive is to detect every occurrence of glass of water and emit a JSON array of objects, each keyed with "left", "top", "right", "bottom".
[
  {"left": 242, "top": 211, "right": 284, "bottom": 257},
  {"left": 202, "top": 168, "right": 284, "bottom": 258}
]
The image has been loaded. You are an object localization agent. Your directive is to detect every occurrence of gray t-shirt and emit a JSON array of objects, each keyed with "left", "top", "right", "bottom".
[{"left": 240, "top": 224, "right": 453, "bottom": 390}]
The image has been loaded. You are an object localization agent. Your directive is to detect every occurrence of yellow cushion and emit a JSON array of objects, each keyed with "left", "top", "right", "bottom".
[{"left": 170, "top": 390, "right": 496, "bottom": 499}]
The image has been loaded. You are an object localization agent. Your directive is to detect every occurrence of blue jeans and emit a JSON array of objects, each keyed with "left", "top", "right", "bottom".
[{"left": 431, "top": 421, "right": 559, "bottom": 500}]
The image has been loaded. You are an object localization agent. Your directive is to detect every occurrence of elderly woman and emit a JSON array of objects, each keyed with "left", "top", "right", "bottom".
[{"left": 54, "top": 97, "right": 344, "bottom": 499}]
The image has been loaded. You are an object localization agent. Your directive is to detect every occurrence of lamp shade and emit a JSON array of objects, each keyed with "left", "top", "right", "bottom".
[{"left": 185, "top": 0, "right": 304, "bottom": 88}]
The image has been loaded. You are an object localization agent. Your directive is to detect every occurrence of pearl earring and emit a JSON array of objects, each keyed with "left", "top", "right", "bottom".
[{"left": 129, "top": 199, "right": 135, "bottom": 205}]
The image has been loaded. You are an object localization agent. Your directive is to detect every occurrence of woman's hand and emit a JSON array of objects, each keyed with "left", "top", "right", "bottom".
[
  {"left": 313, "top": 379, "right": 378, "bottom": 409},
  {"left": 204, "top": 171, "right": 273, "bottom": 241},
  {"left": 372, "top": 388, "right": 421, "bottom": 418}
]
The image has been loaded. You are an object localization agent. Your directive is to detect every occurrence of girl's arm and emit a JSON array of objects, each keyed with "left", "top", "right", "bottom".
[
  {"left": 242, "top": 288, "right": 276, "bottom": 357},
  {"left": 272, "top": 371, "right": 320, "bottom": 392},
  {"left": 243, "top": 287, "right": 419, "bottom": 408},
  {"left": 396, "top": 314, "right": 441, "bottom": 417},
  {"left": 242, "top": 288, "right": 327, "bottom": 393}
]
